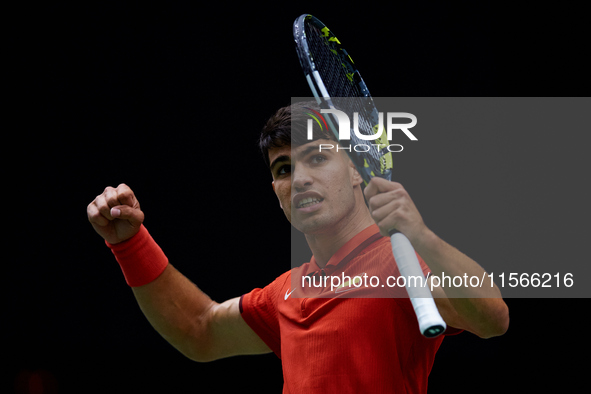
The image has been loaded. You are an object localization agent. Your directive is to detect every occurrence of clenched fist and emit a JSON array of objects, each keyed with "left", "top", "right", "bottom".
[
  {"left": 363, "top": 177, "right": 427, "bottom": 242},
  {"left": 87, "top": 183, "right": 145, "bottom": 244}
]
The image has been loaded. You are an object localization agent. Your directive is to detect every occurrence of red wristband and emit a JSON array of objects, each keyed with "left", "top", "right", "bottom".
[{"left": 106, "top": 225, "right": 169, "bottom": 287}]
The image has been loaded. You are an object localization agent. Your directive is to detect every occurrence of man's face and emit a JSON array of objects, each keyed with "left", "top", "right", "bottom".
[{"left": 269, "top": 139, "right": 362, "bottom": 235}]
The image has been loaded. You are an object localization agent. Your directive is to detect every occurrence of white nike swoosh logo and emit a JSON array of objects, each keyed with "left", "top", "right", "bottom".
[{"left": 284, "top": 288, "right": 297, "bottom": 300}]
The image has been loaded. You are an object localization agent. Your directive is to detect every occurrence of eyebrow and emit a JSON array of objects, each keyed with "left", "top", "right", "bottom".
[
  {"left": 269, "top": 143, "right": 331, "bottom": 173},
  {"left": 270, "top": 155, "right": 290, "bottom": 173},
  {"left": 296, "top": 145, "right": 322, "bottom": 161}
]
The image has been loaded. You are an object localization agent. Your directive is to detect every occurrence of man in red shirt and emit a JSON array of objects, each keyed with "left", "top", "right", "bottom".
[
  {"left": 87, "top": 102, "right": 509, "bottom": 393},
  {"left": 241, "top": 224, "right": 449, "bottom": 393}
]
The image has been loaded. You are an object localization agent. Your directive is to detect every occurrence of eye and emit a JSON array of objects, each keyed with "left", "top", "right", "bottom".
[
  {"left": 310, "top": 154, "right": 327, "bottom": 165},
  {"left": 277, "top": 164, "right": 292, "bottom": 176}
]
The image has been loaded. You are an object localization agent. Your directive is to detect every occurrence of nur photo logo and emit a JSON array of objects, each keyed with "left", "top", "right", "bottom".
[{"left": 304, "top": 106, "right": 418, "bottom": 153}]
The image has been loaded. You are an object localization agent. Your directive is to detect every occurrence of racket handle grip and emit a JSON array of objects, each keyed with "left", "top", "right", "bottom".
[{"left": 389, "top": 231, "right": 447, "bottom": 338}]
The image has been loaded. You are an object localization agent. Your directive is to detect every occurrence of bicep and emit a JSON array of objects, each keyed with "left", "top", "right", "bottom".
[{"left": 202, "top": 297, "right": 271, "bottom": 361}]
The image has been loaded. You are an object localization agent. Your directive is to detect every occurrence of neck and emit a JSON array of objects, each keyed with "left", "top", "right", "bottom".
[{"left": 305, "top": 197, "right": 375, "bottom": 268}]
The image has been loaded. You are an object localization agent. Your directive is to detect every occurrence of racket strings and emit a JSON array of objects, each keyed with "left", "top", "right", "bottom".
[
  {"left": 305, "top": 25, "right": 357, "bottom": 98},
  {"left": 305, "top": 21, "right": 387, "bottom": 179}
]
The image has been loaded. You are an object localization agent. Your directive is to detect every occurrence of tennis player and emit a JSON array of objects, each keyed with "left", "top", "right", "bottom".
[{"left": 87, "top": 102, "right": 509, "bottom": 393}]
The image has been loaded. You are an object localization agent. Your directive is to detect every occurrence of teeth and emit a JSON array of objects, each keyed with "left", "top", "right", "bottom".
[{"left": 298, "top": 197, "right": 322, "bottom": 208}]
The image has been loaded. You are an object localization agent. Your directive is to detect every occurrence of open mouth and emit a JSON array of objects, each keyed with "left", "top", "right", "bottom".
[
  {"left": 292, "top": 191, "right": 324, "bottom": 210},
  {"left": 297, "top": 197, "right": 324, "bottom": 208}
]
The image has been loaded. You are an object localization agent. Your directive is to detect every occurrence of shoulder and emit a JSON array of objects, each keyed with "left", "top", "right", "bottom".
[{"left": 241, "top": 269, "right": 292, "bottom": 310}]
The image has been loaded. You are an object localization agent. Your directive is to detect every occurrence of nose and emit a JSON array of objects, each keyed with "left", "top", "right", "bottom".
[{"left": 292, "top": 163, "right": 313, "bottom": 193}]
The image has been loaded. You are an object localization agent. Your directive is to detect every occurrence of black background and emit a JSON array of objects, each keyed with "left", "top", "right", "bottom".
[{"left": 8, "top": 2, "right": 588, "bottom": 393}]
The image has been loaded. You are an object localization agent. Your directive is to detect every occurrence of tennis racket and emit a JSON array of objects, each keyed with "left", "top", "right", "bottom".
[{"left": 293, "top": 14, "right": 446, "bottom": 338}]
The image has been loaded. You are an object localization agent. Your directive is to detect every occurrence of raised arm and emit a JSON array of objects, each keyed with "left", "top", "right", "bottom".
[
  {"left": 87, "top": 184, "right": 270, "bottom": 361},
  {"left": 364, "top": 177, "right": 509, "bottom": 338}
]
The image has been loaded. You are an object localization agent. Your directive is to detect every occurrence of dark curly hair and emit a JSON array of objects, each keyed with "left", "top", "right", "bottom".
[{"left": 259, "top": 101, "right": 337, "bottom": 168}]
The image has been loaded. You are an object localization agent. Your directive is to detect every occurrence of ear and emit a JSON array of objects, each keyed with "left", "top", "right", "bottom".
[
  {"left": 272, "top": 181, "right": 283, "bottom": 209},
  {"left": 349, "top": 162, "right": 364, "bottom": 187}
]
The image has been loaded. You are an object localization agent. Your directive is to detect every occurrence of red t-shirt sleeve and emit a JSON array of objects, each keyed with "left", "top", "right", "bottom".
[{"left": 239, "top": 272, "right": 290, "bottom": 358}]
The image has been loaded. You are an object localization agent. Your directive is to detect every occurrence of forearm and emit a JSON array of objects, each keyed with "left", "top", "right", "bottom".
[
  {"left": 362, "top": 177, "right": 509, "bottom": 337},
  {"left": 412, "top": 228, "right": 500, "bottom": 297},
  {"left": 412, "top": 227, "right": 509, "bottom": 337},
  {"left": 105, "top": 225, "right": 218, "bottom": 359},
  {"left": 88, "top": 185, "right": 269, "bottom": 360},
  {"left": 131, "top": 264, "right": 218, "bottom": 360}
]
